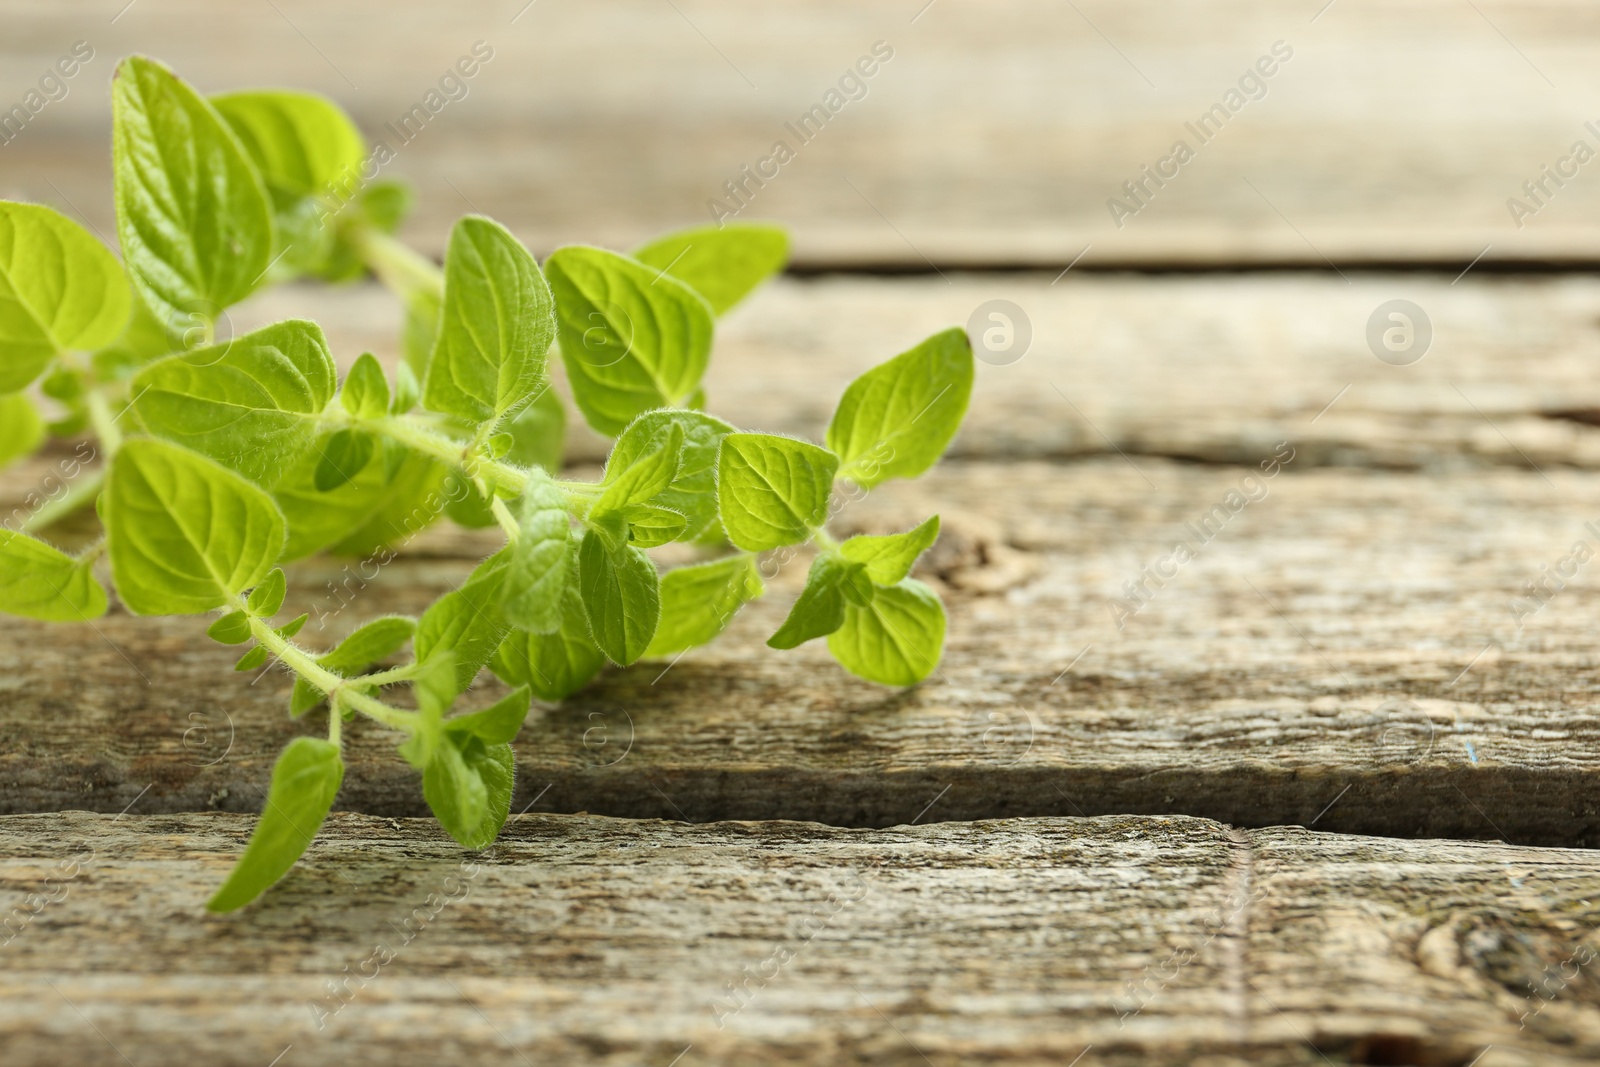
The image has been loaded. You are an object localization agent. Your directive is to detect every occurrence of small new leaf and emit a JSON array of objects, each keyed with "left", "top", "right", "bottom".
[
  {"left": 247, "top": 567, "right": 287, "bottom": 616},
  {"left": 444, "top": 685, "right": 532, "bottom": 745},
  {"left": 207, "top": 610, "right": 252, "bottom": 644},
  {"left": 106, "top": 437, "right": 287, "bottom": 616},
  {"left": 838, "top": 516, "right": 940, "bottom": 586},
  {"left": 313, "top": 428, "right": 375, "bottom": 492},
  {"left": 207, "top": 736, "right": 342, "bottom": 912},
  {"left": 594, "top": 422, "right": 683, "bottom": 518},
  {"left": 716, "top": 433, "right": 838, "bottom": 552},
  {"left": 414, "top": 550, "right": 513, "bottom": 692},
  {"left": 340, "top": 352, "right": 391, "bottom": 419},
  {"left": 605, "top": 410, "right": 734, "bottom": 540},
  {"left": 767, "top": 554, "right": 873, "bottom": 650},
  {"left": 827, "top": 327, "right": 974, "bottom": 488},
  {"left": 234, "top": 645, "right": 270, "bottom": 671},
  {"left": 423, "top": 216, "right": 555, "bottom": 423},
  {"left": 0, "top": 201, "right": 132, "bottom": 392}
]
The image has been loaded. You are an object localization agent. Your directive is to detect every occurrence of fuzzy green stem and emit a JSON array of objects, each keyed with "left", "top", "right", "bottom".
[
  {"left": 490, "top": 496, "right": 521, "bottom": 542},
  {"left": 812, "top": 529, "right": 841, "bottom": 553},
  {"left": 19, "top": 467, "right": 106, "bottom": 534},
  {"left": 85, "top": 390, "right": 124, "bottom": 456},
  {"left": 237, "top": 604, "right": 418, "bottom": 733},
  {"left": 368, "top": 415, "right": 530, "bottom": 497},
  {"left": 352, "top": 228, "right": 445, "bottom": 302}
]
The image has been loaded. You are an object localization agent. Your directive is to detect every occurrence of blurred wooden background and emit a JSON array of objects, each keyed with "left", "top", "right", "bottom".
[{"left": 6, "top": 0, "right": 1600, "bottom": 265}]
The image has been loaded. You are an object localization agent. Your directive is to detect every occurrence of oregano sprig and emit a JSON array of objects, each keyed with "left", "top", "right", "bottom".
[{"left": 0, "top": 54, "right": 974, "bottom": 910}]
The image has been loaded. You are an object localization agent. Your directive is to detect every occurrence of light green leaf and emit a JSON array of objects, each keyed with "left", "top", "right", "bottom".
[
  {"left": 594, "top": 421, "right": 682, "bottom": 518},
  {"left": 767, "top": 554, "right": 873, "bottom": 650},
  {"left": 423, "top": 216, "right": 555, "bottom": 423},
  {"left": 234, "top": 645, "right": 270, "bottom": 671},
  {"left": 631, "top": 222, "right": 789, "bottom": 316},
  {"left": 646, "top": 554, "right": 763, "bottom": 657},
  {"left": 605, "top": 410, "right": 733, "bottom": 540},
  {"left": 414, "top": 550, "right": 513, "bottom": 692},
  {"left": 392, "top": 357, "right": 421, "bottom": 414},
  {"left": 340, "top": 352, "right": 390, "bottom": 419},
  {"left": 839, "top": 516, "right": 940, "bottom": 586},
  {"left": 0, "top": 393, "right": 45, "bottom": 468},
  {"left": 445, "top": 686, "right": 532, "bottom": 745},
  {"left": 716, "top": 432, "right": 838, "bottom": 552},
  {"left": 619, "top": 504, "right": 687, "bottom": 549},
  {"left": 247, "top": 567, "right": 287, "bottom": 616},
  {"left": 112, "top": 56, "right": 273, "bottom": 333},
  {"left": 399, "top": 651, "right": 457, "bottom": 771},
  {"left": 210, "top": 89, "right": 364, "bottom": 203},
  {"left": 313, "top": 428, "right": 374, "bottom": 492},
  {"left": 503, "top": 467, "right": 570, "bottom": 635},
  {"left": 577, "top": 531, "right": 659, "bottom": 665},
  {"left": 206, "top": 736, "right": 342, "bottom": 912},
  {"left": 106, "top": 437, "right": 286, "bottom": 615},
  {"left": 277, "top": 613, "right": 308, "bottom": 639},
  {"left": 827, "top": 577, "right": 946, "bottom": 686},
  {"left": 0, "top": 201, "right": 132, "bottom": 392},
  {"left": 491, "top": 546, "right": 606, "bottom": 701},
  {"left": 0, "top": 530, "right": 108, "bottom": 621},
  {"left": 545, "top": 245, "right": 713, "bottom": 436},
  {"left": 827, "top": 327, "right": 973, "bottom": 488},
  {"left": 424, "top": 734, "right": 513, "bottom": 849},
  {"left": 130, "top": 319, "right": 337, "bottom": 484},
  {"left": 207, "top": 610, "right": 252, "bottom": 644}
]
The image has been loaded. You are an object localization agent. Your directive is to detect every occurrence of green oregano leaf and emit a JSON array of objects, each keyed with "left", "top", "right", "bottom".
[
  {"left": 577, "top": 531, "right": 659, "bottom": 666},
  {"left": 276, "top": 612, "right": 309, "bottom": 639},
  {"left": 112, "top": 56, "right": 274, "bottom": 334},
  {"left": 313, "top": 428, "right": 375, "bottom": 492},
  {"left": 0, "top": 531, "right": 108, "bottom": 621},
  {"left": 646, "top": 554, "right": 764, "bottom": 657},
  {"left": 106, "top": 437, "right": 287, "bottom": 616},
  {"left": 423, "top": 215, "right": 555, "bottom": 424},
  {"left": 619, "top": 504, "right": 687, "bottom": 549},
  {"left": 207, "top": 610, "right": 252, "bottom": 644},
  {"left": 129, "top": 319, "right": 338, "bottom": 484},
  {"left": 414, "top": 550, "right": 513, "bottom": 692},
  {"left": 826, "top": 577, "right": 947, "bottom": 686},
  {"left": 247, "top": 567, "right": 287, "bottom": 617},
  {"left": 631, "top": 222, "right": 789, "bottom": 316},
  {"left": 827, "top": 327, "right": 974, "bottom": 488},
  {"left": 593, "top": 421, "right": 683, "bottom": 519},
  {"left": 716, "top": 432, "right": 838, "bottom": 552},
  {"left": 444, "top": 686, "right": 532, "bottom": 745},
  {"left": 838, "top": 516, "right": 940, "bottom": 586},
  {"left": 0, "top": 201, "right": 133, "bottom": 392},
  {"left": 605, "top": 410, "right": 733, "bottom": 540},
  {"left": 207, "top": 736, "right": 343, "bottom": 912},
  {"left": 340, "top": 352, "right": 391, "bottom": 419},
  {"left": 210, "top": 89, "right": 364, "bottom": 204},
  {"left": 491, "top": 547, "right": 606, "bottom": 701},
  {"left": 234, "top": 645, "right": 270, "bottom": 672},
  {"left": 503, "top": 467, "right": 570, "bottom": 635},
  {"left": 545, "top": 245, "right": 713, "bottom": 436},
  {"left": 767, "top": 554, "right": 874, "bottom": 650},
  {"left": 423, "top": 733, "right": 514, "bottom": 850}
]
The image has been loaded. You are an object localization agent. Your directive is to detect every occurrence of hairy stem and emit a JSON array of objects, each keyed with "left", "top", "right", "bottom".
[
  {"left": 84, "top": 389, "right": 124, "bottom": 456},
  {"left": 18, "top": 468, "right": 106, "bottom": 534},
  {"left": 237, "top": 603, "right": 418, "bottom": 733},
  {"left": 368, "top": 415, "right": 530, "bottom": 497},
  {"left": 351, "top": 227, "right": 444, "bottom": 302}
]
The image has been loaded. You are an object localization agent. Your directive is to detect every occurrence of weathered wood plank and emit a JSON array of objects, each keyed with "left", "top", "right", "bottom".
[
  {"left": 1, "top": 812, "right": 1596, "bottom": 1066},
  {"left": 3, "top": 1, "right": 1598, "bottom": 265},
  {"left": 7, "top": 458, "right": 1600, "bottom": 845},
  {"left": 217, "top": 275, "right": 1600, "bottom": 470}
]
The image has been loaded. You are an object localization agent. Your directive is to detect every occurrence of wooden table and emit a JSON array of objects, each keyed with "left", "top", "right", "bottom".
[{"left": 6, "top": 3, "right": 1600, "bottom": 1064}]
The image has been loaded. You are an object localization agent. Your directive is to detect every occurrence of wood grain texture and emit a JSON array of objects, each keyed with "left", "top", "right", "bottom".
[
  {"left": 3, "top": 811, "right": 1599, "bottom": 1066},
  {"left": 8, "top": 454, "right": 1600, "bottom": 845},
  {"left": 45, "top": 271, "right": 1594, "bottom": 471},
  {"left": 3, "top": 1, "right": 1600, "bottom": 265}
]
